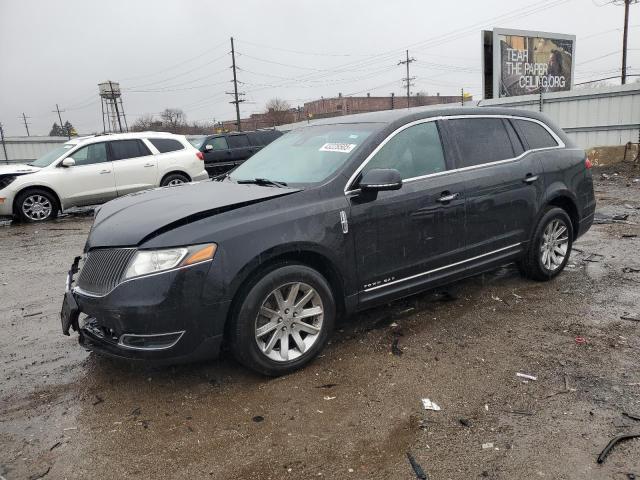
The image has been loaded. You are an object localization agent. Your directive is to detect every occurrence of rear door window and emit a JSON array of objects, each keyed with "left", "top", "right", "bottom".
[
  {"left": 205, "top": 137, "right": 228, "bottom": 151},
  {"left": 148, "top": 138, "right": 184, "bottom": 153},
  {"left": 447, "top": 118, "right": 515, "bottom": 168},
  {"left": 363, "top": 121, "right": 446, "bottom": 180},
  {"left": 109, "top": 140, "right": 151, "bottom": 160},
  {"left": 227, "top": 135, "right": 250, "bottom": 149},
  {"left": 513, "top": 119, "right": 559, "bottom": 150}
]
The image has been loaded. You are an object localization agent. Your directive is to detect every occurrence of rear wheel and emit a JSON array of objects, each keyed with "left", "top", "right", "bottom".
[
  {"left": 160, "top": 173, "right": 189, "bottom": 187},
  {"left": 518, "top": 206, "right": 573, "bottom": 281},
  {"left": 15, "top": 189, "right": 58, "bottom": 222},
  {"left": 229, "top": 264, "right": 335, "bottom": 376}
]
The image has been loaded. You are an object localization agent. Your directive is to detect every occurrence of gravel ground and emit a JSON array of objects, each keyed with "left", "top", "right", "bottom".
[{"left": 1, "top": 163, "right": 639, "bottom": 480}]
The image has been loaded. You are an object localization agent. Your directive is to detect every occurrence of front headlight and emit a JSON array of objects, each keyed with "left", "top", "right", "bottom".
[{"left": 123, "top": 244, "right": 216, "bottom": 280}]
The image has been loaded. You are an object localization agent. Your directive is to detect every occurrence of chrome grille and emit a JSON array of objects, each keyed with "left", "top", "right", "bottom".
[{"left": 77, "top": 248, "right": 136, "bottom": 295}]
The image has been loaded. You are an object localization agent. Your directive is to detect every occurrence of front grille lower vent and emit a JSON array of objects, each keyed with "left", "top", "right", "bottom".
[{"left": 77, "top": 248, "right": 136, "bottom": 295}]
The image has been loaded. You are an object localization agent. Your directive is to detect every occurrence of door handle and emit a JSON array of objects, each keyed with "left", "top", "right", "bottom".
[
  {"left": 523, "top": 174, "right": 539, "bottom": 184},
  {"left": 437, "top": 192, "right": 460, "bottom": 203},
  {"left": 99, "top": 169, "right": 111, "bottom": 174},
  {"left": 144, "top": 163, "right": 154, "bottom": 167}
]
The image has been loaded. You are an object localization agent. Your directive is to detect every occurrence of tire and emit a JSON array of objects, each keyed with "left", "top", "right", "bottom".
[
  {"left": 160, "top": 173, "right": 190, "bottom": 187},
  {"left": 14, "top": 189, "right": 58, "bottom": 222},
  {"left": 229, "top": 264, "right": 336, "bottom": 376},
  {"left": 518, "top": 206, "right": 573, "bottom": 281}
]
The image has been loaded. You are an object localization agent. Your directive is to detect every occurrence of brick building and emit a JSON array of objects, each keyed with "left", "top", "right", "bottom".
[{"left": 220, "top": 93, "right": 466, "bottom": 131}]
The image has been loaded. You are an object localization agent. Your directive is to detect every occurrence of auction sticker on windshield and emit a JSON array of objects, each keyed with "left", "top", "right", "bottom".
[{"left": 319, "top": 143, "right": 357, "bottom": 153}]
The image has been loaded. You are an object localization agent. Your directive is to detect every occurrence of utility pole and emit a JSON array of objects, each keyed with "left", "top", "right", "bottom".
[
  {"left": 398, "top": 50, "right": 416, "bottom": 109},
  {"left": 390, "top": 92, "right": 395, "bottom": 110},
  {"left": 0, "top": 123, "right": 8, "bottom": 164},
  {"left": 461, "top": 88, "right": 464, "bottom": 106},
  {"left": 615, "top": 0, "right": 638, "bottom": 84},
  {"left": 227, "top": 37, "right": 245, "bottom": 131},
  {"left": 53, "top": 104, "right": 70, "bottom": 139},
  {"left": 19, "top": 113, "right": 31, "bottom": 136}
]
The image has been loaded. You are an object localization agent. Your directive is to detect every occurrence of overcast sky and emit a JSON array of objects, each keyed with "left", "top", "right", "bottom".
[{"left": 0, "top": 0, "right": 638, "bottom": 135}]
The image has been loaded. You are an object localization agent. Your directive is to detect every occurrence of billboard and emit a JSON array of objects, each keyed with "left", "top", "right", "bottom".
[{"left": 482, "top": 28, "right": 576, "bottom": 99}]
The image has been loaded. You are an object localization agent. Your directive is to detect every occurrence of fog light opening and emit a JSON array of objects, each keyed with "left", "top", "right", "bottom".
[{"left": 118, "top": 331, "right": 185, "bottom": 351}]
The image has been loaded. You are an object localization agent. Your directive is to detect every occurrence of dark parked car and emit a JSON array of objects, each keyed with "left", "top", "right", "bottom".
[
  {"left": 189, "top": 130, "right": 283, "bottom": 176},
  {"left": 61, "top": 107, "right": 595, "bottom": 375}
]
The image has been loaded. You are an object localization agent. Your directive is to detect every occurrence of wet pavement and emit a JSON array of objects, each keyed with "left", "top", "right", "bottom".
[{"left": 1, "top": 164, "right": 640, "bottom": 479}]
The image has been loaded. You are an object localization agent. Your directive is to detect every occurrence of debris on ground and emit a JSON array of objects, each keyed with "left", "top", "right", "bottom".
[
  {"left": 623, "top": 412, "right": 640, "bottom": 421},
  {"left": 406, "top": 452, "right": 429, "bottom": 480},
  {"left": 575, "top": 336, "right": 587, "bottom": 345},
  {"left": 459, "top": 418, "right": 472, "bottom": 427},
  {"left": 593, "top": 213, "right": 631, "bottom": 224},
  {"left": 129, "top": 406, "right": 141, "bottom": 417},
  {"left": 49, "top": 441, "right": 61, "bottom": 451},
  {"left": 482, "top": 443, "right": 494, "bottom": 449},
  {"left": 314, "top": 384, "right": 338, "bottom": 389},
  {"left": 623, "top": 267, "right": 640, "bottom": 273},
  {"left": 252, "top": 415, "right": 264, "bottom": 423},
  {"left": 421, "top": 399, "right": 441, "bottom": 411},
  {"left": 23, "top": 311, "right": 43, "bottom": 318},
  {"left": 516, "top": 372, "right": 538, "bottom": 381},
  {"left": 391, "top": 337, "right": 403, "bottom": 356},
  {"left": 584, "top": 253, "right": 605, "bottom": 262},
  {"left": 621, "top": 314, "right": 640, "bottom": 322},
  {"left": 28, "top": 466, "right": 51, "bottom": 480},
  {"left": 596, "top": 433, "right": 640, "bottom": 464},
  {"left": 92, "top": 395, "right": 103, "bottom": 406},
  {"left": 323, "top": 396, "right": 336, "bottom": 400},
  {"left": 622, "top": 234, "right": 638, "bottom": 238}
]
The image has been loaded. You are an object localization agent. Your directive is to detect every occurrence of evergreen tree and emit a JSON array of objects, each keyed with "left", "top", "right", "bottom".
[{"left": 49, "top": 122, "right": 64, "bottom": 136}]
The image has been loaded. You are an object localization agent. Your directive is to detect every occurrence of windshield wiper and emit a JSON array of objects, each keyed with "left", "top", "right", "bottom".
[{"left": 236, "top": 178, "right": 288, "bottom": 188}]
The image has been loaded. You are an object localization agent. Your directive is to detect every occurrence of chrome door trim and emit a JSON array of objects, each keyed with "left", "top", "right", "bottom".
[
  {"left": 344, "top": 114, "right": 567, "bottom": 194},
  {"left": 362, "top": 242, "right": 522, "bottom": 293}
]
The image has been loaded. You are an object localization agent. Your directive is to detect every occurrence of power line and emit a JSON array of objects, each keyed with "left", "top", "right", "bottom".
[{"left": 53, "top": 104, "right": 70, "bottom": 139}]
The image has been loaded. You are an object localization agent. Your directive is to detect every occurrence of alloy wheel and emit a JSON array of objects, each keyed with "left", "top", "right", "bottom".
[
  {"left": 540, "top": 218, "right": 569, "bottom": 271},
  {"left": 22, "top": 194, "right": 52, "bottom": 221},
  {"left": 167, "top": 178, "right": 185, "bottom": 186},
  {"left": 254, "top": 282, "right": 324, "bottom": 362}
]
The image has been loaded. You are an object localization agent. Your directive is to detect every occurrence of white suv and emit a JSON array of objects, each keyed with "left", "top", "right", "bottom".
[{"left": 0, "top": 132, "right": 209, "bottom": 222}]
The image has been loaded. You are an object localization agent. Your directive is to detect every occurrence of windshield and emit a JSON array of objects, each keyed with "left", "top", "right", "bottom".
[
  {"left": 29, "top": 144, "right": 76, "bottom": 167},
  {"left": 188, "top": 136, "right": 205, "bottom": 149},
  {"left": 229, "top": 123, "right": 379, "bottom": 186}
]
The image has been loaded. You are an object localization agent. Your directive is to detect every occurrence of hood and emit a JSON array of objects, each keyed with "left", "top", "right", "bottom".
[
  {"left": 0, "top": 164, "right": 41, "bottom": 176},
  {"left": 87, "top": 180, "right": 301, "bottom": 248}
]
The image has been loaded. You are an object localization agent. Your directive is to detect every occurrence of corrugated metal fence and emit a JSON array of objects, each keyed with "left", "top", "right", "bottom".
[
  {"left": 480, "top": 83, "right": 640, "bottom": 149},
  {"left": 0, "top": 136, "right": 68, "bottom": 164}
]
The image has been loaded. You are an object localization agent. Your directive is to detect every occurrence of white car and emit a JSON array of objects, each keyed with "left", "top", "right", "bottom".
[{"left": 0, "top": 132, "right": 209, "bottom": 222}]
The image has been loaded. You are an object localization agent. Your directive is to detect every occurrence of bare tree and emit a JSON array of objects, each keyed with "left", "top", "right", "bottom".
[
  {"left": 264, "top": 98, "right": 292, "bottom": 126},
  {"left": 414, "top": 90, "right": 430, "bottom": 106},
  {"left": 131, "top": 114, "right": 156, "bottom": 132},
  {"left": 160, "top": 108, "right": 187, "bottom": 133}
]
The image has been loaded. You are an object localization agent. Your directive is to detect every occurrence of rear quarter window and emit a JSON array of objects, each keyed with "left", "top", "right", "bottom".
[
  {"left": 148, "top": 138, "right": 184, "bottom": 153},
  {"left": 227, "top": 135, "right": 250, "bottom": 149},
  {"left": 513, "top": 119, "right": 559, "bottom": 150}
]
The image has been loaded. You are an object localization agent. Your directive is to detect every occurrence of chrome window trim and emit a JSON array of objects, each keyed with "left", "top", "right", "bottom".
[
  {"left": 344, "top": 114, "right": 565, "bottom": 194},
  {"left": 362, "top": 242, "right": 522, "bottom": 293}
]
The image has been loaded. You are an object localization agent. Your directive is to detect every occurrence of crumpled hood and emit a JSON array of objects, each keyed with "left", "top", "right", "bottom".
[
  {"left": 87, "top": 180, "right": 301, "bottom": 248},
  {"left": 0, "top": 164, "right": 40, "bottom": 176}
]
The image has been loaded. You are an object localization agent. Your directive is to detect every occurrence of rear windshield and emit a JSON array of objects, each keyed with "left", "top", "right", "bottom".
[
  {"left": 188, "top": 137, "right": 205, "bottom": 149},
  {"left": 230, "top": 123, "right": 380, "bottom": 186}
]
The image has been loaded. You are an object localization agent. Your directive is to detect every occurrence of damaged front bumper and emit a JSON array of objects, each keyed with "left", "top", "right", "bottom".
[{"left": 60, "top": 256, "right": 230, "bottom": 364}]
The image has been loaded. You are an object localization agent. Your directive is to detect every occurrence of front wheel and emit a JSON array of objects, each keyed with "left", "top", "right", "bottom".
[
  {"left": 518, "top": 206, "right": 573, "bottom": 281},
  {"left": 229, "top": 264, "right": 335, "bottom": 376},
  {"left": 15, "top": 189, "right": 58, "bottom": 222}
]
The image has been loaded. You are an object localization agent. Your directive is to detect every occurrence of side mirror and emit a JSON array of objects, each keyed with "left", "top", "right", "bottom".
[
  {"left": 61, "top": 158, "right": 76, "bottom": 167},
  {"left": 359, "top": 168, "right": 402, "bottom": 192},
  {"left": 205, "top": 144, "right": 213, "bottom": 152}
]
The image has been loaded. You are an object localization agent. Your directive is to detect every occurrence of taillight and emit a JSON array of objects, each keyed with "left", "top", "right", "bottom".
[
  {"left": 196, "top": 151, "right": 204, "bottom": 161},
  {"left": 585, "top": 157, "right": 593, "bottom": 169}
]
